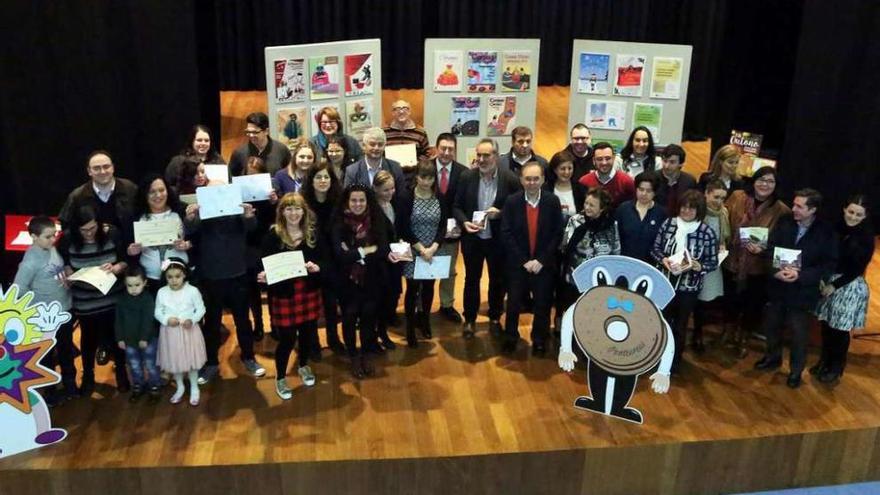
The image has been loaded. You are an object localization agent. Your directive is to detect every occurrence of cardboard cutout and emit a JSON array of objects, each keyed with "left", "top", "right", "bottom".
[
  {"left": 0, "top": 284, "right": 69, "bottom": 458},
  {"left": 558, "top": 256, "right": 675, "bottom": 424}
]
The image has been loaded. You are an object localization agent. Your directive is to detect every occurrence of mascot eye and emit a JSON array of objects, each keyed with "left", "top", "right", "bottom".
[
  {"left": 632, "top": 275, "right": 653, "bottom": 298},
  {"left": 4, "top": 317, "right": 26, "bottom": 345},
  {"left": 593, "top": 267, "right": 611, "bottom": 286}
]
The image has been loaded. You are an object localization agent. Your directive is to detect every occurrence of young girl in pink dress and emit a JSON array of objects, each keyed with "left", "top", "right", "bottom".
[{"left": 155, "top": 258, "right": 207, "bottom": 406}]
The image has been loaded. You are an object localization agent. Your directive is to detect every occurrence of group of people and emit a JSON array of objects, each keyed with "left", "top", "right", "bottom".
[{"left": 12, "top": 100, "right": 874, "bottom": 409}]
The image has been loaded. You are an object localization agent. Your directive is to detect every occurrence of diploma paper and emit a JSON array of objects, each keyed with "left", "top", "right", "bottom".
[
  {"left": 196, "top": 184, "right": 244, "bottom": 220},
  {"left": 133, "top": 219, "right": 179, "bottom": 247},
  {"left": 68, "top": 266, "right": 117, "bottom": 296},
  {"left": 413, "top": 255, "right": 452, "bottom": 280},
  {"left": 262, "top": 251, "right": 307, "bottom": 285},
  {"left": 232, "top": 173, "right": 272, "bottom": 202},
  {"left": 204, "top": 164, "right": 229, "bottom": 184},
  {"left": 384, "top": 143, "right": 418, "bottom": 167}
]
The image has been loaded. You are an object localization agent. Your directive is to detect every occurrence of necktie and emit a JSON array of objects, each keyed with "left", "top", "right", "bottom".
[{"left": 440, "top": 166, "right": 449, "bottom": 195}]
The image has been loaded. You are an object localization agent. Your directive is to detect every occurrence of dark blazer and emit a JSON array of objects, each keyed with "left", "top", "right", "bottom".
[
  {"left": 396, "top": 190, "right": 447, "bottom": 248},
  {"left": 343, "top": 157, "right": 406, "bottom": 200},
  {"left": 452, "top": 167, "right": 521, "bottom": 240},
  {"left": 766, "top": 214, "right": 838, "bottom": 310},
  {"left": 543, "top": 181, "right": 587, "bottom": 217},
  {"left": 498, "top": 150, "right": 548, "bottom": 175},
  {"left": 500, "top": 191, "right": 564, "bottom": 269},
  {"left": 436, "top": 159, "right": 468, "bottom": 216}
]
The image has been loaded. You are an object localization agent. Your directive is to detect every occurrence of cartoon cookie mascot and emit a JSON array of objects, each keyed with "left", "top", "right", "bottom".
[
  {"left": 0, "top": 285, "right": 69, "bottom": 458},
  {"left": 558, "top": 256, "right": 675, "bottom": 424}
]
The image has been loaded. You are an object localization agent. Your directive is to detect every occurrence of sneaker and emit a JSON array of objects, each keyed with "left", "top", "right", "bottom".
[
  {"left": 243, "top": 359, "right": 266, "bottom": 378},
  {"left": 298, "top": 365, "right": 316, "bottom": 387},
  {"left": 197, "top": 365, "right": 219, "bottom": 385},
  {"left": 275, "top": 378, "right": 293, "bottom": 400}
]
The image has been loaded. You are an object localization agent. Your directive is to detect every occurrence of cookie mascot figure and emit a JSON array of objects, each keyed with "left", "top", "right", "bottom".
[
  {"left": 558, "top": 256, "right": 675, "bottom": 424},
  {"left": 0, "top": 285, "right": 69, "bottom": 458}
]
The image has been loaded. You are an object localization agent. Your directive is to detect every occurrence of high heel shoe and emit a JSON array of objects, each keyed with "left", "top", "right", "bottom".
[
  {"left": 406, "top": 317, "right": 418, "bottom": 348},
  {"left": 419, "top": 312, "right": 432, "bottom": 339}
]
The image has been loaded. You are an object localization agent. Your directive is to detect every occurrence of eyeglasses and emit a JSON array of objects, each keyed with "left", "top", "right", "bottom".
[
  {"left": 391, "top": 106, "right": 410, "bottom": 112},
  {"left": 755, "top": 178, "right": 776, "bottom": 185},
  {"left": 320, "top": 120, "right": 338, "bottom": 127}
]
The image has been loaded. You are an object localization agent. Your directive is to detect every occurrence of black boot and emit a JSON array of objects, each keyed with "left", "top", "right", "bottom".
[
  {"left": 378, "top": 325, "right": 397, "bottom": 350},
  {"left": 406, "top": 316, "right": 418, "bottom": 348},
  {"left": 420, "top": 312, "right": 432, "bottom": 339}
]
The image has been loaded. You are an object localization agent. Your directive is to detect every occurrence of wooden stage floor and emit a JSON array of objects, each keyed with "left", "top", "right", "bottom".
[{"left": 2, "top": 89, "right": 880, "bottom": 494}]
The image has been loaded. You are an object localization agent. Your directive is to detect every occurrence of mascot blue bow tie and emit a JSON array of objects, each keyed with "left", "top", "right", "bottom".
[{"left": 606, "top": 296, "right": 634, "bottom": 313}]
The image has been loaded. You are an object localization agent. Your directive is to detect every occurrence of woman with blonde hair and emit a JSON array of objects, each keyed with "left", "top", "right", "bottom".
[
  {"left": 698, "top": 144, "right": 745, "bottom": 193},
  {"left": 275, "top": 138, "right": 318, "bottom": 195}
]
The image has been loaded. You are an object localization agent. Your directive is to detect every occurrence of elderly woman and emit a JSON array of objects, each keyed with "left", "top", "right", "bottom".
[{"left": 310, "top": 106, "right": 363, "bottom": 165}]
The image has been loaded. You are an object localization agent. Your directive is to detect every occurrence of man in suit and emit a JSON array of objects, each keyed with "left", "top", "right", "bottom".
[
  {"left": 343, "top": 127, "right": 405, "bottom": 200},
  {"left": 453, "top": 138, "right": 521, "bottom": 339},
  {"left": 500, "top": 162, "right": 564, "bottom": 355},
  {"left": 435, "top": 133, "right": 468, "bottom": 324},
  {"left": 498, "top": 126, "right": 548, "bottom": 175}
]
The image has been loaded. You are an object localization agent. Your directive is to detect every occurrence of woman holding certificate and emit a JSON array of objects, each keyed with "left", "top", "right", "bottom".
[
  {"left": 373, "top": 171, "right": 402, "bottom": 351},
  {"left": 332, "top": 184, "right": 390, "bottom": 379},
  {"left": 651, "top": 190, "right": 719, "bottom": 374},
  {"left": 258, "top": 193, "right": 325, "bottom": 400},
  {"left": 397, "top": 162, "right": 447, "bottom": 348},
  {"left": 723, "top": 166, "right": 790, "bottom": 357},
  {"left": 127, "top": 173, "right": 190, "bottom": 294},
  {"left": 165, "top": 124, "right": 225, "bottom": 189}
]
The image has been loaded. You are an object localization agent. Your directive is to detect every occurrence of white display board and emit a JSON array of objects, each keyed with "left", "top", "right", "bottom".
[
  {"left": 265, "top": 39, "right": 383, "bottom": 147},
  {"left": 424, "top": 38, "right": 541, "bottom": 165},
  {"left": 567, "top": 39, "right": 692, "bottom": 150}
]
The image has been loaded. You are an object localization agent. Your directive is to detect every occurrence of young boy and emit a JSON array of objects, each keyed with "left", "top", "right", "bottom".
[
  {"left": 14, "top": 216, "right": 77, "bottom": 405},
  {"left": 114, "top": 265, "right": 161, "bottom": 402}
]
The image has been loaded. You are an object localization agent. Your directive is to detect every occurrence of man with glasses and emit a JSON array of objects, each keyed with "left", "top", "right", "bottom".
[
  {"left": 229, "top": 112, "right": 291, "bottom": 177},
  {"left": 383, "top": 99, "right": 430, "bottom": 173},
  {"left": 453, "top": 138, "right": 521, "bottom": 339},
  {"left": 59, "top": 150, "right": 138, "bottom": 231},
  {"left": 498, "top": 126, "right": 548, "bottom": 176},
  {"left": 549, "top": 123, "right": 594, "bottom": 184}
]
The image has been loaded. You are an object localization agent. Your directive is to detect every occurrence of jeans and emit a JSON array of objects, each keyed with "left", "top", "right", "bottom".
[{"left": 124, "top": 339, "right": 161, "bottom": 389}]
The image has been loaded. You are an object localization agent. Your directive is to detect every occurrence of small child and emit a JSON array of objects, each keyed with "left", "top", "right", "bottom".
[
  {"left": 13, "top": 216, "right": 76, "bottom": 404},
  {"left": 114, "top": 265, "right": 161, "bottom": 403},
  {"left": 154, "top": 258, "right": 207, "bottom": 406}
]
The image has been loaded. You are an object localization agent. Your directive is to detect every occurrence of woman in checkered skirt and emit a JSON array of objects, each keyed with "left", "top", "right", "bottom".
[{"left": 258, "top": 193, "right": 325, "bottom": 400}]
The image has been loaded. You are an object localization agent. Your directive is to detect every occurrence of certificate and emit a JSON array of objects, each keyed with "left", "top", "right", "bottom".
[
  {"left": 133, "top": 219, "right": 179, "bottom": 247},
  {"left": 384, "top": 143, "right": 418, "bottom": 167},
  {"left": 196, "top": 184, "right": 244, "bottom": 219},
  {"left": 68, "top": 266, "right": 117, "bottom": 295},
  {"left": 232, "top": 173, "right": 273, "bottom": 202},
  {"left": 204, "top": 164, "right": 229, "bottom": 184},
  {"left": 179, "top": 193, "right": 198, "bottom": 205},
  {"left": 262, "top": 250, "right": 307, "bottom": 285},
  {"left": 413, "top": 255, "right": 451, "bottom": 280}
]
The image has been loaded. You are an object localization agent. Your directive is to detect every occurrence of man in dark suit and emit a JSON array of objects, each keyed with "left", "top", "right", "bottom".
[
  {"left": 500, "top": 162, "right": 564, "bottom": 354},
  {"left": 498, "top": 126, "right": 548, "bottom": 176},
  {"left": 754, "top": 188, "right": 838, "bottom": 388},
  {"left": 453, "top": 138, "right": 521, "bottom": 338},
  {"left": 435, "top": 133, "right": 468, "bottom": 323},
  {"left": 343, "top": 127, "right": 405, "bottom": 200}
]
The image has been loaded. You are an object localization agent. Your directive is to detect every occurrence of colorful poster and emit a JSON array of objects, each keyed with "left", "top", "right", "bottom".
[
  {"left": 613, "top": 54, "right": 646, "bottom": 97},
  {"left": 345, "top": 98, "right": 374, "bottom": 141},
  {"left": 586, "top": 99, "right": 627, "bottom": 131},
  {"left": 310, "top": 102, "right": 341, "bottom": 134},
  {"left": 450, "top": 97, "right": 480, "bottom": 136},
  {"left": 277, "top": 107, "right": 308, "bottom": 145},
  {"left": 273, "top": 58, "right": 306, "bottom": 104},
  {"left": 485, "top": 96, "right": 517, "bottom": 137},
  {"left": 501, "top": 51, "right": 531, "bottom": 92},
  {"left": 577, "top": 52, "right": 610, "bottom": 95},
  {"left": 650, "top": 57, "right": 683, "bottom": 99},
  {"left": 344, "top": 53, "right": 374, "bottom": 97},
  {"left": 467, "top": 50, "right": 497, "bottom": 93},
  {"left": 434, "top": 50, "right": 463, "bottom": 92},
  {"left": 309, "top": 55, "right": 339, "bottom": 100},
  {"left": 632, "top": 103, "right": 663, "bottom": 139}
]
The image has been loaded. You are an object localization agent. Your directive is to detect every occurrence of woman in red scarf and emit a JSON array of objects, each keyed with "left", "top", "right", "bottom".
[{"left": 332, "top": 184, "right": 390, "bottom": 378}]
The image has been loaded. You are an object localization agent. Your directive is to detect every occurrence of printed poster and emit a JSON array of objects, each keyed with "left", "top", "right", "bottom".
[
  {"left": 586, "top": 99, "right": 626, "bottom": 131},
  {"left": 434, "top": 50, "right": 463, "bottom": 92},
  {"left": 273, "top": 58, "right": 306, "bottom": 104},
  {"left": 501, "top": 51, "right": 531, "bottom": 92},
  {"left": 344, "top": 53, "right": 374, "bottom": 97},
  {"left": 277, "top": 107, "right": 308, "bottom": 144},
  {"left": 345, "top": 98, "right": 374, "bottom": 141},
  {"left": 578, "top": 52, "right": 610, "bottom": 95},
  {"left": 467, "top": 50, "right": 497, "bottom": 93},
  {"left": 309, "top": 55, "right": 340, "bottom": 100},
  {"left": 650, "top": 57, "right": 683, "bottom": 99},
  {"left": 450, "top": 97, "right": 480, "bottom": 136},
  {"left": 632, "top": 103, "right": 663, "bottom": 139},
  {"left": 486, "top": 96, "right": 517, "bottom": 137},
  {"left": 613, "top": 54, "right": 646, "bottom": 97},
  {"left": 310, "top": 102, "right": 341, "bottom": 133}
]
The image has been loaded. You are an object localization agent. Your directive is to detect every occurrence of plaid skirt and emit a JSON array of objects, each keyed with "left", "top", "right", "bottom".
[{"left": 269, "top": 279, "right": 323, "bottom": 327}]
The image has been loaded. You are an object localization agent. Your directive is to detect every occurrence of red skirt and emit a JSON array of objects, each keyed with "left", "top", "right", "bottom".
[{"left": 269, "top": 279, "right": 323, "bottom": 327}]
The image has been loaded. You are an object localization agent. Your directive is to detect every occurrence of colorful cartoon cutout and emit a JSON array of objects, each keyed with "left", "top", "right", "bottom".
[
  {"left": 558, "top": 256, "right": 675, "bottom": 424},
  {"left": 0, "top": 284, "right": 69, "bottom": 458}
]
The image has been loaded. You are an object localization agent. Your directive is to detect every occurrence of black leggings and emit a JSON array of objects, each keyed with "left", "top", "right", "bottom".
[
  {"left": 77, "top": 310, "right": 128, "bottom": 385},
  {"left": 341, "top": 283, "right": 378, "bottom": 357},
  {"left": 404, "top": 279, "right": 435, "bottom": 320},
  {"left": 820, "top": 322, "right": 851, "bottom": 372},
  {"left": 274, "top": 321, "right": 318, "bottom": 378},
  {"left": 246, "top": 266, "right": 266, "bottom": 332}
]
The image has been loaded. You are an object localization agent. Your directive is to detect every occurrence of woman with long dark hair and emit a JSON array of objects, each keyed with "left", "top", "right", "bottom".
[
  {"left": 615, "top": 126, "right": 662, "bottom": 177},
  {"left": 165, "top": 124, "right": 225, "bottom": 188}
]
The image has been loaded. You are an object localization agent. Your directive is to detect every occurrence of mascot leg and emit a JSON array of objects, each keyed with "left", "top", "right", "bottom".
[
  {"left": 608, "top": 375, "right": 643, "bottom": 424},
  {"left": 29, "top": 391, "right": 67, "bottom": 445},
  {"left": 574, "top": 361, "right": 608, "bottom": 414}
]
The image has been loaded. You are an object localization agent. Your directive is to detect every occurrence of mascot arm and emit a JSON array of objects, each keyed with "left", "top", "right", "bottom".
[
  {"left": 557, "top": 306, "right": 578, "bottom": 372},
  {"left": 655, "top": 320, "right": 674, "bottom": 376}
]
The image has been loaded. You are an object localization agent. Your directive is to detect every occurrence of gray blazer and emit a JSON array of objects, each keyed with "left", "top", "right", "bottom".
[{"left": 343, "top": 157, "right": 406, "bottom": 201}]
